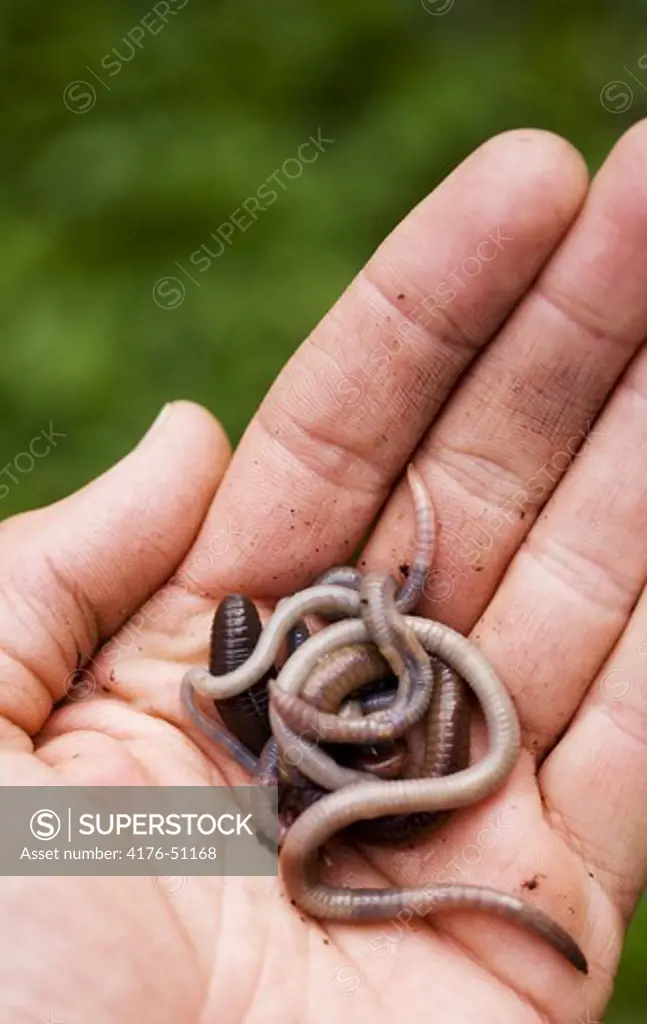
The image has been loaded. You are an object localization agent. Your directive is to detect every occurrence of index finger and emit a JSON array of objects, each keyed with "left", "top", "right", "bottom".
[{"left": 183, "top": 130, "right": 588, "bottom": 599}]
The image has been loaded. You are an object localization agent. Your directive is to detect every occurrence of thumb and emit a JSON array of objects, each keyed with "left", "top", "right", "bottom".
[{"left": 0, "top": 400, "right": 231, "bottom": 743}]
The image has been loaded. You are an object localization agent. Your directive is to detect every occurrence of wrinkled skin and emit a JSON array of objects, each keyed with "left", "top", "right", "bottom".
[{"left": 6, "top": 124, "right": 647, "bottom": 1023}]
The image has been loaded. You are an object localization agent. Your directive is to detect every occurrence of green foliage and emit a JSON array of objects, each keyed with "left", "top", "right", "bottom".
[{"left": 1, "top": 2, "right": 645, "bottom": 1016}]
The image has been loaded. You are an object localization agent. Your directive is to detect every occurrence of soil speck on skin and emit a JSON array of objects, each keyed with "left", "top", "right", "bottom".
[
  {"left": 323, "top": 938, "right": 330, "bottom": 945},
  {"left": 71, "top": 753, "right": 80, "bottom": 759},
  {"left": 300, "top": 916, "right": 306, "bottom": 923},
  {"left": 475, "top": 566, "right": 483, "bottom": 572},
  {"left": 290, "top": 899, "right": 296, "bottom": 907},
  {"left": 397, "top": 293, "right": 405, "bottom": 300},
  {"left": 399, "top": 562, "right": 410, "bottom": 578},
  {"left": 588, "top": 871, "right": 595, "bottom": 879},
  {"left": 522, "top": 875, "right": 539, "bottom": 891},
  {"left": 519, "top": 509, "right": 526, "bottom": 520}
]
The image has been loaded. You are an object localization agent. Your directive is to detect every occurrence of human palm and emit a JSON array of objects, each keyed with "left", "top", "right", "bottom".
[{"left": 5, "top": 124, "right": 647, "bottom": 1023}]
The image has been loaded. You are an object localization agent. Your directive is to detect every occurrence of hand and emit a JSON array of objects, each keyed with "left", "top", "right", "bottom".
[{"left": 3, "top": 123, "right": 647, "bottom": 1024}]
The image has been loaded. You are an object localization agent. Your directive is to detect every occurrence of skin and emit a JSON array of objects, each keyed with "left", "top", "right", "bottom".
[{"left": 7, "top": 128, "right": 647, "bottom": 1023}]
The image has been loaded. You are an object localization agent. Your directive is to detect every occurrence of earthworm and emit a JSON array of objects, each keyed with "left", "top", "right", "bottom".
[
  {"left": 266, "top": 603, "right": 509, "bottom": 794},
  {"left": 287, "top": 620, "right": 311, "bottom": 655},
  {"left": 350, "top": 739, "right": 409, "bottom": 780},
  {"left": 181, "top": 595, "right": 277, "bottom": 772},
  {"left": 268, "top": 703, "right": 376, "bottom": 789},
  {"left": 392, "top": 463, "right": 436, "bottom": 614},
  {"left": 278, "top": 617, "right": 588, "bottom": 974},
  {"left": 345, "top": 662, "right": 469, "bottom": 844},
  {"left": 314, "top": 464, "right": 435, "bottom": 616},
  {"left": 179, "top": 676, "right": 258, "bottom": 773},
  {"left": 268, "top": 573, "right": 436, "bottom": 744},
  {"left": 210, "top": 595, "right": 273, "bottom": 756},
  {"left": 268, "top": 568, "right": 440, "bottom": 789},
  {"left": 268, "top": 665, "right": 431, "bottom": 745},
  {"left": 301, "top": 644, "right": 390, "bottom": 710}
]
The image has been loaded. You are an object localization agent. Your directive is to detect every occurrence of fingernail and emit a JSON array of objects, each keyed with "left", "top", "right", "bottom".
[{"left": 140, "top": 403, "right": 174, "bottom": 443}]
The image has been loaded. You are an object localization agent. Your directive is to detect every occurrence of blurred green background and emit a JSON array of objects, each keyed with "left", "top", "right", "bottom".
[{"left": 2, "top": 0, "right": 647, "bottom": 1016}]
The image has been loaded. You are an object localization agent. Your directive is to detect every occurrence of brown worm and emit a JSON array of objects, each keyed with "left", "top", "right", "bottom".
[{"left": 210, "top": 595, "right": 273, "bottom": 756}]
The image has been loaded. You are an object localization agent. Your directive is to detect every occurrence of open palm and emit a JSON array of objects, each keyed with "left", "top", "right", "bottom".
[{"left": 4, "top": 124, "right": 647, "bottom": 1024}]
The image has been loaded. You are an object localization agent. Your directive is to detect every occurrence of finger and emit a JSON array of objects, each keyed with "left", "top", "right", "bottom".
[
  {"left": 182, "top": 130, "right": 587, "bottom": 599},
  {"left": 469, "top": 345, "right": 647, "bottom": 754},
  {"left": 361, "top": 119, "right": 647, "bottom": 634},
  {"left": 540, "top": 576, "right": 647, "bottom": 917},
  {"left": 0, "top": 402, "right": 230, "bottom": 740},
  {"left": 443, "top": 125, "right": 647, "bottom": 756}
]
